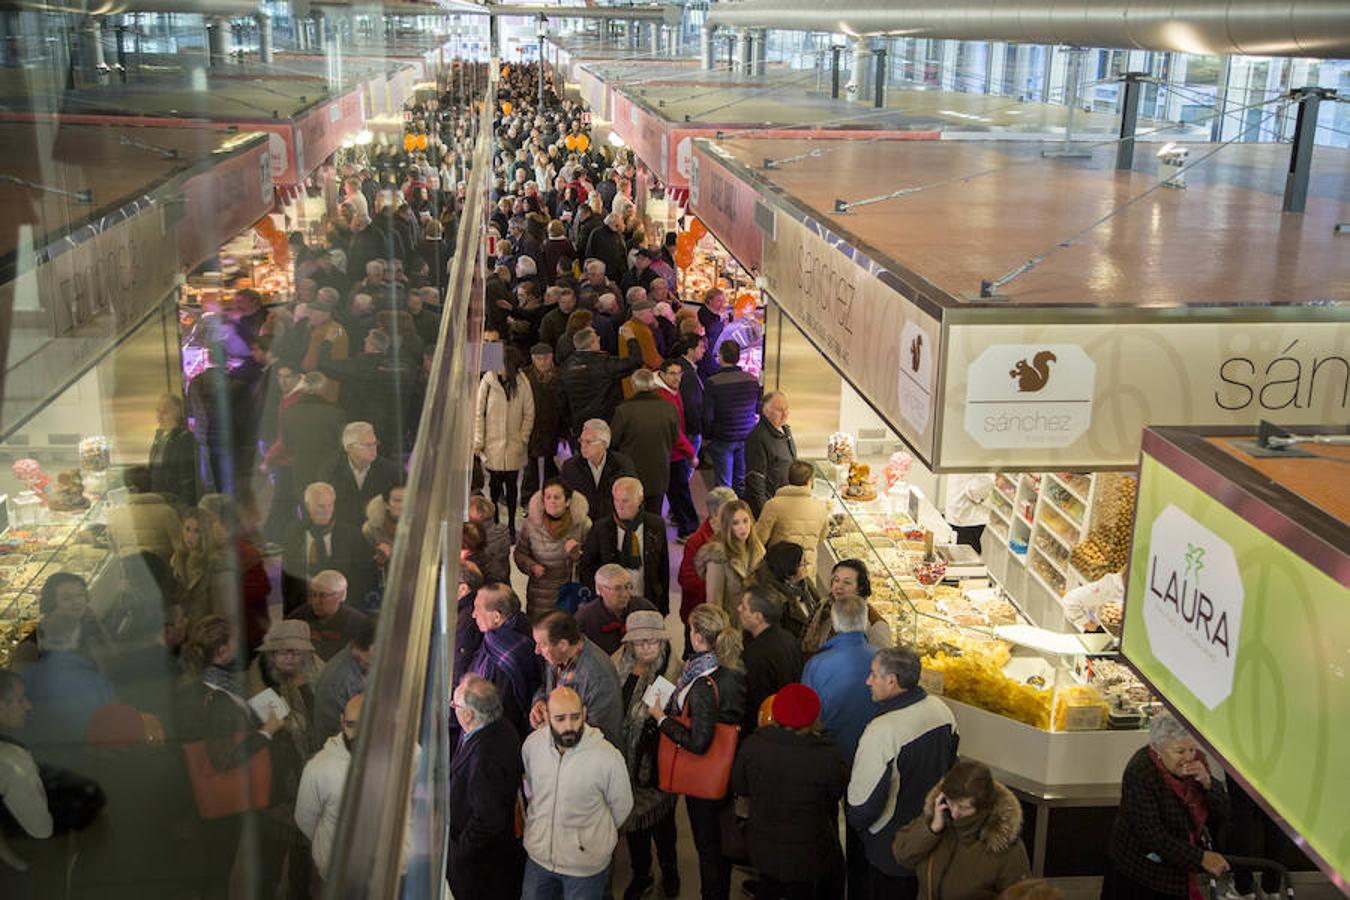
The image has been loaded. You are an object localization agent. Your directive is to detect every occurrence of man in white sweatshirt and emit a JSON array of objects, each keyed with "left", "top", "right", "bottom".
[
  {"left": 0, "top": 671, "right": 51, "bottom": 872},
  {"left": 296, "top": 693, "right": 363, "bottom": 884},
  {"left": 521, "top": 686, "right": 633, "bottom": 899}
]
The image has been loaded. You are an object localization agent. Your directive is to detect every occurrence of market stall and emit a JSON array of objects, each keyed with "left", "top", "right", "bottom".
[
  {"left": 0, "top": 123, "right": 275, "bottom": 662},
  {"left": 1121, "top": 425, "right": 1349, "bottom": 892},
  {"left": 686, "top": 130, "right": 1349, "bottom": 878}
]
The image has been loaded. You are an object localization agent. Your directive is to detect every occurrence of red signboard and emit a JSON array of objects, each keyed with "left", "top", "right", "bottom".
[
  {"left": 609, "top": 91, "right": 672, "bottom": 184},
  {"left": 689, "top": 140, "right": 764, "bottom": 271}
]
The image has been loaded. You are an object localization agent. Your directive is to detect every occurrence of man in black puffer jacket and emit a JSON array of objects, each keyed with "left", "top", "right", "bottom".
[
  {"left": 745, "top": 391, "right": 797, "bottom": 517},
  {"left": 702, "top": 341, "right": 761, "bottom": 497},
  {"left": 558, "top": 327, "right": 642, "bottom": 443}
]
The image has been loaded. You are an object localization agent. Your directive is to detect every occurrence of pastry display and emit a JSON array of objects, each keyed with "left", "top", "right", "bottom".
[
  {"left": 815, "top": 458, "right": 1144, "bottom": 735},
  {"left": 47, "top": 470, "right": 90, "bottom": 512},
  {"left": 0, "top": 501, "right": 111, "bottom": 668},
  {"left": 842, "top": 463, "right": 877, "bottom": 502}
]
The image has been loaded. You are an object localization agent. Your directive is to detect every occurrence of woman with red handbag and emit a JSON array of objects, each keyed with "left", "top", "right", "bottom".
[
  {"left": 176, "top": 616, "right": 283, "bottom": 900},
  {"left": 647, "top": 604, "right": 745, "bottom": 900}
]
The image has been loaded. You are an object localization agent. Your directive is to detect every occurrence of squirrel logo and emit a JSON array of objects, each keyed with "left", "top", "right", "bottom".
[
  {"left": 910, "top": 334, "right": 923, "bottom": 372},
  {"left": 1009, "top": 350, "right": 1057, "bottom": 393}
]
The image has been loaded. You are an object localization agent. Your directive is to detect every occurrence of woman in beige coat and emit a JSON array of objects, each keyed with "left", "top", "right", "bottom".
[
  {"left": 473, "top": 348, "right": 535, "bottom": 535},
  {"left": 752, "top": 460, "right": 831, "bottom": 579},
  {"left": 513, "top": 479, "right": 592, "bottom": 618},
  {"left": 696, "top": 499, "right": 766, "bottom": 618}
]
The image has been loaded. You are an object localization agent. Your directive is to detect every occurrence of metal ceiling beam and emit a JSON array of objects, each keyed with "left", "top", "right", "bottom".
[{"left": 706, "top": 0, "right": 1350, "bottom": 60}]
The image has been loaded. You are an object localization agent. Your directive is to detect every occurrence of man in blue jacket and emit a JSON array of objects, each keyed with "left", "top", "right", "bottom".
[
  {"left": 846, "top": 646, "right": 958, "bottom": 900},
  {"left": 701, "top": 341, "right": 761, "bottom": 497},
  {"left": 803, "top": 595, "right": 878, "bottom": 762}
]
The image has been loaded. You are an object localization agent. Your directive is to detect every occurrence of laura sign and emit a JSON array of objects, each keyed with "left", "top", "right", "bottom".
[
  {"left": 1141, "top": 505, "right": 1244, "bottom": 710},
  {"left": 963, "top": 344, "right": 1095, "bottom": 449}
]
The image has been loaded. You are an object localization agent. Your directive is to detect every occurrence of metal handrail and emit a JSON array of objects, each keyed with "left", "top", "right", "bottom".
[{"left": 324, "top": 74, "right": 495, "bottom": 900}]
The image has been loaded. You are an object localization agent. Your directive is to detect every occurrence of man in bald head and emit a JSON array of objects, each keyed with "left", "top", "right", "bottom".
[{"left": 520, "top": 687, "right": 633, "bottom": 898}]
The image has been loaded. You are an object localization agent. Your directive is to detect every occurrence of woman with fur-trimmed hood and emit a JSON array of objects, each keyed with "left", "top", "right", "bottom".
[
  {"left": 893, "top": 760, "right": 1031, "bottom": 900},
  {"left": 512, "top": 478, "right": 591, "bottom": 618}
]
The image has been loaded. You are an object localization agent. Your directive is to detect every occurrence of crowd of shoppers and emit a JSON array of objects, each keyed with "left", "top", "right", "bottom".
[
  {"left": 0, "top": 54, "right": 1247, "bottom": 900},
  {"left": 0, "top": 59, "right": 483, "bottom": 898}
]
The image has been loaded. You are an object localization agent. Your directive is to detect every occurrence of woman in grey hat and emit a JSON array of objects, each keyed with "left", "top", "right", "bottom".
[
  {"left": 247, "top": 619, "right": 321, "bottom": 900},
  {"left": 612, "top": 610, "right": 683, "bottom": 899}
]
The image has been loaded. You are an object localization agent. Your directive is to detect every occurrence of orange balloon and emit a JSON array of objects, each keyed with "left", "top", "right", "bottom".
[
  {"left": 675, "top": 248, "right": 694, "bottom": 269},
  {"left": 575, "top": 134, "right": 590, "bottom": 152},
  {"left": 675, "top": 231, "right": 696, "bottom": 255},
  {"left": 502, "top": 100, "right": 513, "bottom": 116},
  {"left": 416, "top": 134, "right": 428, "bottom": 150},
  {"left": 564, "top": 133, "right": 578, "bottom": 150},
  {"left": 688, "top": 218, "right": 708, "bottom": 241}
]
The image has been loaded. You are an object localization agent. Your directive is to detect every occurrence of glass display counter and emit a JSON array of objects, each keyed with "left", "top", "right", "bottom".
[
  {"left": 812, "top": 459, "right": 1152, "bottom": 741},
  {"left": 0, "top": 499, "right": 112, "bottom": 667}
]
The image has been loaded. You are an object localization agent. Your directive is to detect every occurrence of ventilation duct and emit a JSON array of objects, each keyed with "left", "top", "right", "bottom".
[{"left": 706, "top": 0, "right": 1350, "bottom": 60}]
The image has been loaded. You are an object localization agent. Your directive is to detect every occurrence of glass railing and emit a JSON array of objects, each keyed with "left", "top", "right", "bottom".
[{"left": 322, "top": 68, "right": 492, "bottom": 900}]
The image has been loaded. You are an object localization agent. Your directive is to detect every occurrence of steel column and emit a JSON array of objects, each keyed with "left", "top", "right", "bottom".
[
  {"left": 1115, "top": 71, "right": 1147, "bottom": 169},
  {"left": 1283, "top": 87, "right": 1334, "bottom": 213}
]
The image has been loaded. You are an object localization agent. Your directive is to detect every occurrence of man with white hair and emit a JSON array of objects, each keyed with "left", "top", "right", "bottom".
[
  {"left": 583, "top": 212, "right": 628, "bottom": 291},
  {"left": 560, "top": 418, "right": 636, "bottom": 520},
  {"left": 576, "top": 257, "right": 619, "bottom": 310},
  {"left": 281, "top": 480, "right": 369, "bottom": 616},
  {"left": 326, "top": 420, "right": 404, "bottom": 529},
  {"left": 802, "top": 593, "right": 879, "bottom": 763},
  {"left": 448, "top": 676, "right": 526, "bottom": 900},
  {"left": 288, "top": 569, "right": 370, "bottom": 662},
  {"left": 579, "top": 476, "right": 671, "bottom": 615}
]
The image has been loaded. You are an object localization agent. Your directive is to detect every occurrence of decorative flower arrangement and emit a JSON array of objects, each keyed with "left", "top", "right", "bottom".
[
  {"left": 11, "top": 459, "right": 49, "bottom": 503},
  {"left": 78, "top": 436, "right": 111, "bottom": 472},
  {"left": 884, "top": 451, "right": 914, "bottom": 491}
]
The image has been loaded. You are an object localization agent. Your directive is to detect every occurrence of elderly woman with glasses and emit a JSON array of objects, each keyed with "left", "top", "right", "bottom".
[
  {"left": 1103, "top": 713, "right": 1231, "bottom": 900},
  {"left": 247, "top": 619, "right": 323, "bottom": 900},
  {"left": 612, "top": 610, "right": 683, "bottom": 900}
]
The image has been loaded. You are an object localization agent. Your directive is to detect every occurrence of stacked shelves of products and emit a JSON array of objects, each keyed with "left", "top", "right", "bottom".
[{"left": 1027, "top": 473, "right": 1094, "bottom": 600}]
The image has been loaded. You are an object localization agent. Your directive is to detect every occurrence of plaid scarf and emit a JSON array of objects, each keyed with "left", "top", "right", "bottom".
[
  {"left": 617, "top": 516, "right": 643, "bottom": 570},
  {"left": 470, "top": 614, "right": 537, "bottom": 711}
]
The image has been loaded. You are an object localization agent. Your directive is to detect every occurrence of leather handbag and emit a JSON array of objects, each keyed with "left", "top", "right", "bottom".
[
  {"left": 658, "top": 677, "right": 739, "bottom": 800},
  {"left": 183, "top": 736, "right": 272, "bottom": 819}
]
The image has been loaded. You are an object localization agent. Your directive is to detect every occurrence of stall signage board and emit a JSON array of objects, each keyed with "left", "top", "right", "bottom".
[
  {"left": 1122, "top": 450, "right": 1350, "bottom": 885},
  {"left": 1, "top": 200, "right": 180, "bottom": 436},
  {"left": 963, "top": 344, "right": 1096, "bottom": 449},
  {"left": 938, "top": 316, "right": 1350, "bottom": 469},
  {"left": 761, "top": 207, "right": 941, "bottom": 463},
  {"left": 688, "top": 141, "right": 763, "bottom": 270},
  {"left": 610, "top": 91, "right": 670, "bottom": 183}
]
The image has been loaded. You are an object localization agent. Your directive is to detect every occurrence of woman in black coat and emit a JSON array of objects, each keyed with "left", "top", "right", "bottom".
[
  {"left": 731, "top": 683, "right": 847, "bottom": 900},
  {"left": 649, "top": 604, "right": 746, "bottom": 900},
  {"left": 1103, "top": 714, "right": 1230, "bottom": 900}
]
